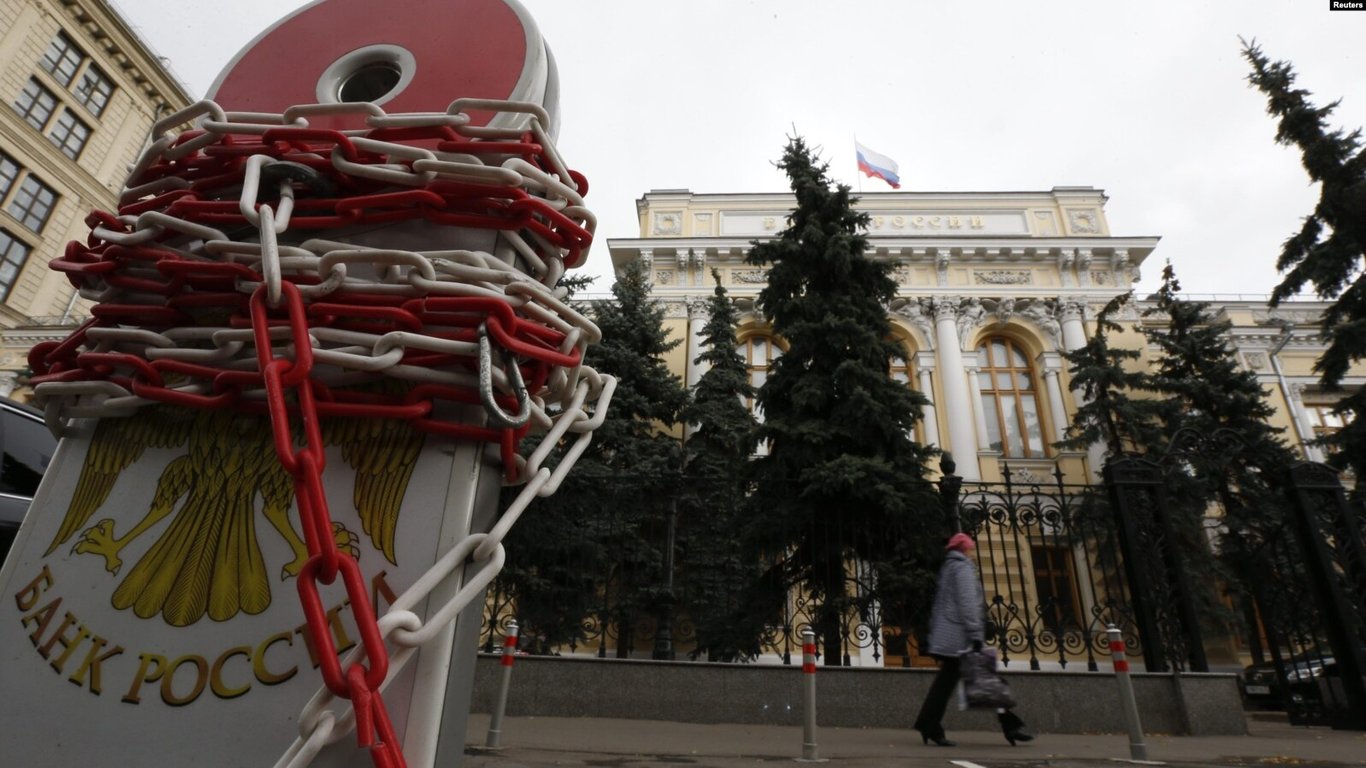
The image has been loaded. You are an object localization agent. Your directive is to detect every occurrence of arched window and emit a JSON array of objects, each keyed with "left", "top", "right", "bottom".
[
  {"left": 743, "top": 334, "right": 782, "bottom": 455},
  {"left": 889, "top": 348, "right": 914, "bottom": 389},
  {"left": 889, "top": 340, "right": 927, "bottom": 444},
  {"left": 977, "top": 336, "right": 1046, "bottom": 458}
]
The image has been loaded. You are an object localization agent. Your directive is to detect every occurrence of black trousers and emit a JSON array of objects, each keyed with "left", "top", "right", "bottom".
[{"left": 913, "top": 655, "right": 1025, "bottom": 735}]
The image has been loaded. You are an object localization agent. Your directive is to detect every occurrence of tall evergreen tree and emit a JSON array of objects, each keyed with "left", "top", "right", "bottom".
[
  {"left": 1057, "top": 293, "right": 1171, "bottom": 457},
  {"left": 744, "top": 137, "right": 939, "bottom": 663},
  {"left": 1141, "top": 263, "right": 1301, "bottom": 625},
  {"left": 1244, "top": 40, "right": 1366, "bottom": 478},
  {"left": 674, "top": 270, "right": 765, "bottom": 661},
  {"left": 498, "top": 260, "right": 688, "bottom": 656}
]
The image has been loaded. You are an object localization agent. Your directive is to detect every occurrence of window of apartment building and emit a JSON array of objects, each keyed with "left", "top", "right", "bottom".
[
  {"left": 74, "top": 67, "right": 115, "bottom": 117},
  {"left": 5, "top": 173, "right": 58, "bottom": 233},
  {"left": 14, "top": 79, "right": 92, "bottom": 158},
  {"left": 14, "top": 78, "right": 58, "bottom": 131},
  {"left": 41, "top": 31, "right": 114, "bottom": 118},
  {"left": 48, "top": 108, "right": 92, "bottom": 159},
  {"left": 977, "top": 336, "right": 1047, "bottom": 458},
  {"left": 40, "top": 32, "right": 83, "bottom": 86},
  {"left": 0, "top": 229, "right": 32, "bottom": 300},
  {"left": 1031, "top": 543, "right": 1081, "bottom": 633},
  {"left": 0, "top": 155, "right": 18, "bottom": 198}
]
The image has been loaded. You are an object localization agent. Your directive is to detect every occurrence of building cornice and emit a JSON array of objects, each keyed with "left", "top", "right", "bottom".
[{"left": 54, "top": 0, "right": 194, "bottom": 108}]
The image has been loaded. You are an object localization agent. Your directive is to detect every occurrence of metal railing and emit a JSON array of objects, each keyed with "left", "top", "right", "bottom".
[{"left": 480, "top": 465, "right": 1146, "bottom": 670}]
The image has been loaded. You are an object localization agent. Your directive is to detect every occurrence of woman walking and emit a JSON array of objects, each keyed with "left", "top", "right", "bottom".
[{"left": 913, "top": 533, "right": 1034, "bottom": 747}]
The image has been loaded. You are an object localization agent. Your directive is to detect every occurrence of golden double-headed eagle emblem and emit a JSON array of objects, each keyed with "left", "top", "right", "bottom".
[{"left": 44, "top": 406, "right": 425, "bottom": 627}]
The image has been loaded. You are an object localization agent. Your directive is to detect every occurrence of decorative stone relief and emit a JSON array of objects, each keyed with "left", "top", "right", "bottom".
[
  {"left": 1010, "top": 467, "right": 1044, "bottom": 485},
  {"left": 1019, "top": 299, "right": 1062, "bottom": 350},
  {"left": 893, "top": 265, "right": 912, "bottom": 285},
  {"left": 656, "top": 270, "right": 674, "bottom": 285},
  {"left": 935, "top": 251, "right": 951, "bottom": 287},
  {"left": 1110, "top": 250, "right": 1131, "bottom": 285},
  {"left": 652, "top": 212, "right": 682, "bottom": 235},
  {"left": 992, "top": 297, "right": 1015, "bottom": 326},
  {"left": 1090, "top": 271, "right": 1111, "bottom": 286},
  {"left": 733, "top": 269, "right": 767, "bottom": 283},
  {"left": 664, "top": 300, "right": 690, "bottom": 319},
  {"left": 890, "top": 298, "right": 935, "bottom": 348},
  {"left": 1076, "top": 249, "right": 1093, "bottom": 287},
  {"left": 931, "top": 295, "right": 961, "bottom": 323},
  {"left": 1067, "top": 209, "right": 1099, "bottom": 234},
  {"left": 1057, "top": 250, "right": 1075, "bottom": 288},
  {"left": 957, "top": 297, "right": 987, "bottom": 349},
  {"left": 1059, "top": 299, "right": 1087, "bottom": 323},
  {"left": 974, "top": 270, "right": 1032, "bottom": 285},
  {"left": 1243, "top": 352, "right": 1268, "bottom": 371}
]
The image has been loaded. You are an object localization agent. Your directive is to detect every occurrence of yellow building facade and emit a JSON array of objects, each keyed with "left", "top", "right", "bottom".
[
  {"left": 0, "top": 0, "right": 190, "bottom": 397},
  {"left": 608, "top": 187, "right": 1358, "bottom": 484}
]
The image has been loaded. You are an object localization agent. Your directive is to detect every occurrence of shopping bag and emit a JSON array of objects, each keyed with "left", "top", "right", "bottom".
[{"left": 961, "top": 648, "right": 1016, "bottom": 709}]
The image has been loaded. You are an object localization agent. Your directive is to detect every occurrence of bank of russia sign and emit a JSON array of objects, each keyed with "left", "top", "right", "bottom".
[{"left": 719, "top": 210, "right": 1031, "bottom": 237}]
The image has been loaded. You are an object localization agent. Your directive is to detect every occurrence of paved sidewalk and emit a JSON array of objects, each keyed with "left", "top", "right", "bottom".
[{"left": 462, "top": 713, "right": 1366, "bottom": 768}]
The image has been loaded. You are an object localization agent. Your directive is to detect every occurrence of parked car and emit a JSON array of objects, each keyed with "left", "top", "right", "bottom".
[
  {"left": 1240, "top": 653, "right": 1334, "bottom": 710},
  {"left": 1240, "top": 659, "right": 1284, "bottom": 708},
  {"left": 0, "top": 398, "right": 57, "bottom": 563}
]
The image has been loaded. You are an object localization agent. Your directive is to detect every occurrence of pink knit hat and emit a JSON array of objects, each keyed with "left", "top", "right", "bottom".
[{"left": 946, "top": 533, "right": 976, "bottom": 552}]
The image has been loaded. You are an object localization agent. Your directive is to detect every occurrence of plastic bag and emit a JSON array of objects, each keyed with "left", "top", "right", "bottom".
[{"left": 961, "top": 648, "right": 1016, "bottom": 709}]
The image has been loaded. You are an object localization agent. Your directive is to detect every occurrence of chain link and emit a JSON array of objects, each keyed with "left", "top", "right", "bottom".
[{"left": 32, "top": 98, "right": 614, "bottom": 768}]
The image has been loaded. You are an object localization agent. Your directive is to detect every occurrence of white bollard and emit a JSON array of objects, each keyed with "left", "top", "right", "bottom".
[
  {"left": 485, "top": 620, "right": 520, "bottom": 749},
  {"left": 1108, "top": 624, "right": 1149, "bottom": 761},
  {"left": 796, "top": 628, "right": 827, "bottom": 762}
]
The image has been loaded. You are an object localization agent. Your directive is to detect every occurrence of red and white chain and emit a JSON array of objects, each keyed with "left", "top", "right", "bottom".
[{"left": 29, "top": 98, "right": 614, "bottom": 768}]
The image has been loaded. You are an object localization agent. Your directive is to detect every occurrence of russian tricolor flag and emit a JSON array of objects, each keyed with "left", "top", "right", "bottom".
[{"left": 855, "top": 141, "right": 900, "bottom": 189}]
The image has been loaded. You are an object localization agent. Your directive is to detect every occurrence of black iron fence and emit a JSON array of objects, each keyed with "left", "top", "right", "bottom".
[{"left": 480, "top": 463, "right": 1157, "bottom": 670}]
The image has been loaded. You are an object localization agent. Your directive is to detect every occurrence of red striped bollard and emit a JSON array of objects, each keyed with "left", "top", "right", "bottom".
[
  {"left": 485, "top": 620, "right": 520, "bottom": 749},
  {"left": 1108, "top": 624, "right": 1148, "bottom": 760},
  {"left": 797, "top": 628, "right": 826, "bottom": 762}
]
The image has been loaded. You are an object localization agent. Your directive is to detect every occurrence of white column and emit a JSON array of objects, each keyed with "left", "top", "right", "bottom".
[
  {"left": 1059, "top": 299, "right": 1088, "bottom": 352},
  {"left": 932, "top": 297, "right": 980, "bottom": 480},
  {"left": 964, "top": 360, "right": 991, "bottom": 450},
  {"left": 1287, "top": 383, "right": 1327, "bottom": 463},
  {"left": 1041, "top": 359, "right": 1069, "bottom": 444},
  {"left": 915, "top": 352, "right": 941, "bottom": 449},
  {"left": 1056, "top": 299, "right": 1103, "bottom": 476},
  {"left": 686, "top": 298, "right": 709, "bottom": 387}
]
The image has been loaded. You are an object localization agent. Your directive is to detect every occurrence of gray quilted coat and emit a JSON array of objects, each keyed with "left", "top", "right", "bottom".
[{"left": 926, "top": 550, "right": 986, "bottom": 657}]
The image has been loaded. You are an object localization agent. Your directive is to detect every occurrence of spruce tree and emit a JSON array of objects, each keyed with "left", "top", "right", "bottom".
[
  {"left": 498, "top": 260, "right": 687, "bottom": 657},
  {"left": 674, "top": 271, "right": 765, "bottom": 660},
  {"left": 744, "top": 137, "right": 939, "bottom": 664},
  {"left": 1244, "top": 40, "right": 1366, "bottom": 478},
  {"left": 1057, "top": 293, "right": 1171, "bottom": 457},
  {"left": 1141, "top": 263, "right": 1300, "bottom": 626}
]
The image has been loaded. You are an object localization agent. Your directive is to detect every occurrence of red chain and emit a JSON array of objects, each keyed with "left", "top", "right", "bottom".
[{"left": 252, "top": 282, "right": 402, "bottom": 765}]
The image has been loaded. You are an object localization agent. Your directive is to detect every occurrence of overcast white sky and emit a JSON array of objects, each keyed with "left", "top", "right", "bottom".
[{"left": 107, "top": 0, "right": 1363, "bottom": 299}]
